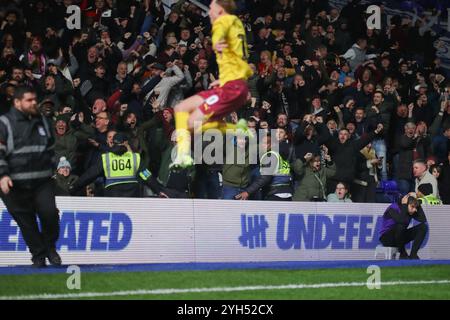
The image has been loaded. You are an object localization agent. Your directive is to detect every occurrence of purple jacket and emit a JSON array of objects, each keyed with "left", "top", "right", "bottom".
[
  {"left": 379, "top": 201, "right": 427, "bottom": 238},
  {"left": 379, "top": 202, "right": 401, "bottom": 237}
]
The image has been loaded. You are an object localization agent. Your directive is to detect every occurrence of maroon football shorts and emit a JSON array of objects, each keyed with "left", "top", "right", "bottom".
[{"left": 197, "top": 79, "right": 249, "bottom": 121}]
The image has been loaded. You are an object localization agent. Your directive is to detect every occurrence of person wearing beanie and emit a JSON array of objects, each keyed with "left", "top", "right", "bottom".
[
  {"left": 161, "top": 107, "right": 175, "bottom": 138},
  {"left": 53, "top": 157, "right": 79, "bottom": 196},
  {"left": 57, "top": 156, "right": 71, "bottom": 170}
]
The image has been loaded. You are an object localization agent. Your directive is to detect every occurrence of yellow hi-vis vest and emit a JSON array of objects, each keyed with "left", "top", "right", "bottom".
[
  {"left": 260, "top": 150, "right": 291, "bottom": 186},
  {"left": 101, "top": 151, "right": 141, "bottom": 188},
  {"left": 419, "top": 195, "right": 442, "bottom": 206}
]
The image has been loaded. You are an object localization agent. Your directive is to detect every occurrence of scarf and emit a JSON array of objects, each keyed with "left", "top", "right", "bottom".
[{"left": 28, "top": 50, "right": 46, "bottom": 75}]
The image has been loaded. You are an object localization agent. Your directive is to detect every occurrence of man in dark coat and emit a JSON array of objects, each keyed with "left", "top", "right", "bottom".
[{"left": 326, "top": 123, "right": 384, "bottom": 193}]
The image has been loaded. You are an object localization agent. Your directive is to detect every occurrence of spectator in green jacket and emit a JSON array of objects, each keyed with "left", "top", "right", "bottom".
[
  {"left": 54, "top": 112, "right": 93, "bottom": 170},
  {"left": 222, "top": 135, "right": 250, "bottom": 199},
  {"left": 293, "top": 151, "right": 336, "bottom": 201},
  {"left": 53, "top": 157, "right": 78, "bottom": 196}
]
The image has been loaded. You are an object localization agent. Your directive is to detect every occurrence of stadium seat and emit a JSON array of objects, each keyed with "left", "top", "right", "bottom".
[
  {"left": 375, "top": 180, "right": 401, "bottom": 203},
  {"left": 374, "top": 245, "right": 399, "bottom": 260}
]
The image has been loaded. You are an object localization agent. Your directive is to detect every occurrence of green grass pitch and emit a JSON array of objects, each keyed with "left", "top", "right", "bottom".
[{"left": 1, "top": 265, "right": 450, "bottom": 300}]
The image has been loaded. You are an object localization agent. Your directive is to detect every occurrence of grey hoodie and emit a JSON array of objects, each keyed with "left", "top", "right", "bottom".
[{"left": 153, "top": 65, "right": 185, "bottom": 108}]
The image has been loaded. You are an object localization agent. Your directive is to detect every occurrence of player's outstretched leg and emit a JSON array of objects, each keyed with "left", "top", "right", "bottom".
[
  {"left": 236, "top": 118, "right": 254, "bottom": 138},
  {"left": 171, "top": 95, "right": 205, "bottom": 169},
  {"left": 199, "top": 119, "right": 253, "bottom": 138}
]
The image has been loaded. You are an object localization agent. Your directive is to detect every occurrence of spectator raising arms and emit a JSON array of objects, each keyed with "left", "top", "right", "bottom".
[{"left": 0, "top": 0, "right": 447, "bottom": 203}]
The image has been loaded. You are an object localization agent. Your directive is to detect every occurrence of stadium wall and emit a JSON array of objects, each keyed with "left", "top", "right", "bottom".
[{"left": 0, "top": 198, "right": 449, "bottom": 266}]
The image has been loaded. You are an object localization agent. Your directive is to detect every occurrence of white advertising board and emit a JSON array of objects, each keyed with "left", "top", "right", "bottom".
[{"left": 0, "top": 198, "right": 449, "bottom": 266}]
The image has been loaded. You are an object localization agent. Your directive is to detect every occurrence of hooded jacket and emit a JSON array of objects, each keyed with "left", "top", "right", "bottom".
[{"left": 293, "top": 158, "right": 336, "bottom": 201}]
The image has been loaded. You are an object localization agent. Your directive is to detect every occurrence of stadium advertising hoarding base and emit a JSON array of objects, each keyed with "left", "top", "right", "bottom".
[{"left": 0, "top": 198, "right": 449, "bottom": 266}]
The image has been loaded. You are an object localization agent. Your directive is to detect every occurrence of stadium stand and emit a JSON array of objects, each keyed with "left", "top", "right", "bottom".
[{"left": 0, "top": 0, "right": 448, "bottom": 203}]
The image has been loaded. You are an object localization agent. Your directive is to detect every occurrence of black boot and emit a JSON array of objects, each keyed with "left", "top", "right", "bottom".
[
  {"left": 47, "top": 249, "right": 62, "bottom": 266},
  {"left": 32, "top": 256, "right": 46, "bottom": 268},
  {"left": 399, "top": 253, "right": 409, "bottom": 259},
  {"left": 399, "top": 247, "right": 409, "bottom": 260}
]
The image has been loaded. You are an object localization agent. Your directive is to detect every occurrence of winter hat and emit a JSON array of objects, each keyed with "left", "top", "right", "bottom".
[
  {"left": 56, "top": 114, "right": 70, "bottom": 125},
  {"left": 150, "top": 63, "right": 165, "bottom": 71},
  {"left": 163, "top": 107, "right": 174, "bottom": 117},
  {"left": 47, "top": 59, "right": 60, "bottom": 68},
  {"left": 57, "top": 157, "right": 71, "bottom": 170},
  {"left": 426, "top": 155, "right": 437, "bottom": 164}
]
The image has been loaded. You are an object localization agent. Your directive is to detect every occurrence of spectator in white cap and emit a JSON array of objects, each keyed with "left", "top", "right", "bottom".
[{"left": 53, "top": 157, "right": 78, "bottom": 196}]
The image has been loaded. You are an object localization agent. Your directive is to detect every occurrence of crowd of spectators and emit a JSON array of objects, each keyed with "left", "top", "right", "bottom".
[{"left": 0, "top": 0, "right": 449, "bottom": 203}]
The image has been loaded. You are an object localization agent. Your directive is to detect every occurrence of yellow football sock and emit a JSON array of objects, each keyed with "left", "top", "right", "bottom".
[
  {"left": 200, "top": 121, "right": 237, "bottom": 134},
  {"left": 175, "top": 111, "right": 190, "bottom": 156}
]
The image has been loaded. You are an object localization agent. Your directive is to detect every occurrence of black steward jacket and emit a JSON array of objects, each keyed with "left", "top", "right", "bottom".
[{"left": 0, "top": 108, "right": 55, "bottom": 189}]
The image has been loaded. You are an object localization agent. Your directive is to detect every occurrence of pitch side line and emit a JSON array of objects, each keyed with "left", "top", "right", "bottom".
[{"left": 1, "top": 280, "right": 450, "bottom": 300}]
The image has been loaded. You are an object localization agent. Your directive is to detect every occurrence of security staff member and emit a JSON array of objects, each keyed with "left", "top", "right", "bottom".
[
  {"left": 138, "top": 168, "right": 193, "bottom": 198},
  {"left": 417, "top": 183, "right": 442, "bottom": 205},
  {"left": 0, "top": 86, "right": 61, "bottom": 268},
  {"left": 71, "top": 133, "right": 142, "bottom": 197},
  {"left": 235, "top": 133, "right": 293, "bottom": 201}
]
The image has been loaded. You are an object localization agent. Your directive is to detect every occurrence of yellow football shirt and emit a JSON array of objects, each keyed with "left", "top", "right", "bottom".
[{"left": 212, "top": 14, "right": 253, "bottom": 86}]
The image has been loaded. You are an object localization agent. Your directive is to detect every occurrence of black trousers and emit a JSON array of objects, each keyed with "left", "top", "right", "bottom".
[
  {"left": 161, "top": 187, "right": 189, "bottom": 198},
  {"left": 352, "top": 180, "right": 377, "bottom": 203},
  {"left": 380, "top": 223, "right": 428, "bottom": 256},
  {"left": 104, "top": 183, "right": 141, "bottom": 197},
  {"left": 1, "top": 179, "right": 59, "bottom": 261}
]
